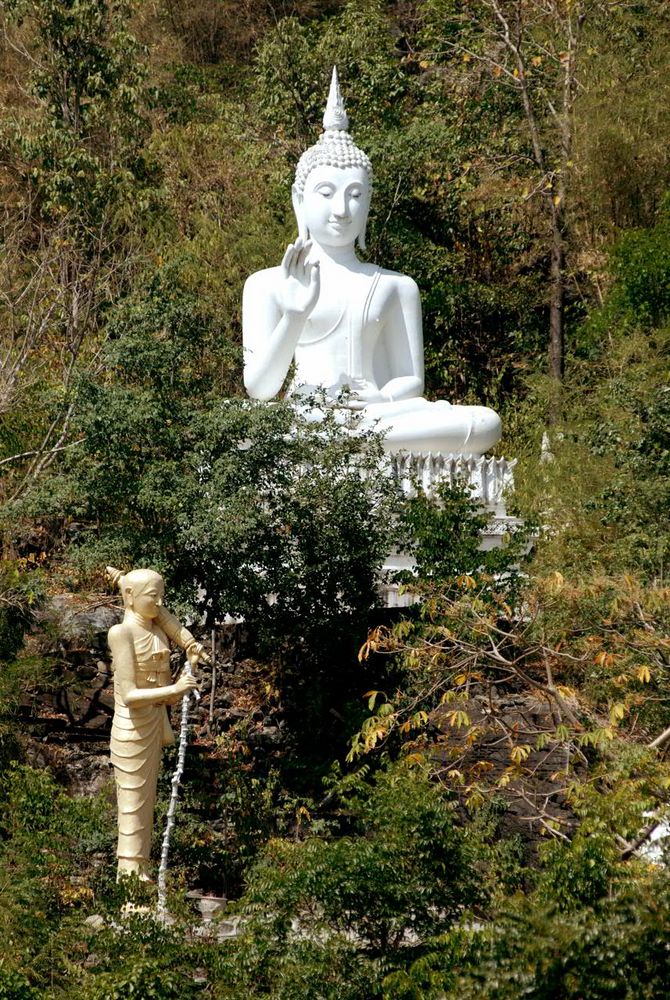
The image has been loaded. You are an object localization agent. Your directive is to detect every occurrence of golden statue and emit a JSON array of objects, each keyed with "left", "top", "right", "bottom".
[{"left": 105, "top": 566, "right": 209, "bottom": 881}]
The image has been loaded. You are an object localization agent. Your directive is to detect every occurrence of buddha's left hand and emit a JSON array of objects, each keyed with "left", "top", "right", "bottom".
[{"left": 347, "top": 380, "right": 385, "bottom": 409}]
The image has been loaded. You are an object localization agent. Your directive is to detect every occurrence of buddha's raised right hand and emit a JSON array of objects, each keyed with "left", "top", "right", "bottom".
[{"left": 276, "top": 237, "right": 320, "bottom": 320}]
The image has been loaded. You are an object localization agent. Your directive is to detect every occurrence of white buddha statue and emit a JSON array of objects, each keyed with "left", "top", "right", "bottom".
[{"left": 242, "top": 68, "right": 502, "bottom": 456}]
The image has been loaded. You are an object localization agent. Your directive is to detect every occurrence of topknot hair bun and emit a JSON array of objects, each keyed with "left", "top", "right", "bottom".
[{"left": 293, "top": 67, "right": 373, "bottom": 195}]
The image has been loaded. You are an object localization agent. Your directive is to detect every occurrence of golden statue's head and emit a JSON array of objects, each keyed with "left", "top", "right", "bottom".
[{"left": 107, "top": 566, "right": 165, "bottom": 619}]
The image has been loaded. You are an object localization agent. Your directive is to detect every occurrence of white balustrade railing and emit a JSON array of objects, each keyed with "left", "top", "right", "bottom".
[
  {"left": 389, "top": 452, "right": 516, "bottom": 512},
  {"left": 378, "top": 451, "right": 520, "bottom": 607}
]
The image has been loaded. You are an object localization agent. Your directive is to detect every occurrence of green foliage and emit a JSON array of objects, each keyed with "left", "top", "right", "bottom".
[
  {"left": 380, "top": 930, "right": 470, "bottom": 1000},
  {"left": 154, "top": 750, "right": 300, "bottom": 899},
  {"left": 537, "top": 831, "right": 619, "bottom": 913},
  {"left": 0, "top": 558, "right": 43, "bottom": 663},
  {"left": 511, "top": 242, "right": 670, "bottom": 582},
  {"left": 249, "top": 762, "right": 482, "bottom": 945},
  {"left": 612, "top": 208, "right": 670, "bottom": 327},
  {"left": 211, "top": 935, "right": 378, "bottom": 1000},
  {"left": 73, "top": 910, "right": 212, "bottom": 1000},
  {"left": 0, "top": 0, "right": 164, "bottom": 506},
  {"left": 0, "top": 560, "right": 46, "bottom": 771},
  {"left": 207, "top": 762, "right": 487, "bottom": 996},
  {"left": 9, "top": 262, "right": 399, "bottom": 655},
  {"left": 397, "top": 481, "right": 528, "bottom": 594},
  {"left": 0, "top": 764, "right": 114, "bottom": 989},
  {"left": 253, "top": 0, "right": 408, "bottom": 142},
  {"left": 0, "top": 970, "right": 39, "bottom": 1000},
  {"left": 445, "top": 869, "right": 670, "bottom": 1000},
  {"left": 88, "top": 957, "right": 199, "bottom": 1000},
  {"left": 2, "top": 0, "right": 158, "bottom": 224},
  {"left": 574, "top": 3, "right": 670, "bottom": 234}
]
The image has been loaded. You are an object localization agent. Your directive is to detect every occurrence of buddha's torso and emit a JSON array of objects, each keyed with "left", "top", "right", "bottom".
[{"left": 287, "top": 265, "right": 393, "bottom": 394}]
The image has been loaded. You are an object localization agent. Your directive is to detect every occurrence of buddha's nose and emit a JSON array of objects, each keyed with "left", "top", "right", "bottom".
[{"left": 331, "top": 193, "right": 348, "bottom": 218}]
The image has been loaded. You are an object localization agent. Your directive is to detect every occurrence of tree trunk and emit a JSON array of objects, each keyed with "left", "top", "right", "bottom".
[
  {"left": 548, "top": 224, "right": 565, "bottom": 383},
  {"left": 546, "top": 200, "right": 566, "bottom": 424}
]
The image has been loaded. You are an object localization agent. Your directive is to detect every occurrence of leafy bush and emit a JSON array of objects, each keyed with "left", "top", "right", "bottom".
[
  {"left": 88, "top": 958, "right": 200, "bottom": 1000},
  {"left": 0, "top": 970, "right": 39, "bottom": 1000},
  {"left": 612, "top": 209, "right": 670, "bottom": 326},
  {"left": 396, "top": 480, "right": 529, "bottom": 595},
  {"left": 0, "top": 559, "right": 44, "bottom": 664},
  {"left": 10, "top": 264, "right": 399, "bottom": 658},
  {"left": 0, "top": 764, "right": 114, "bottom": 988},
  {"left": 446, "top": 869, "right": 670, "bottom": 1000},
  {"left": 207, "top": 762, "right": 485, "bottom": 997}
]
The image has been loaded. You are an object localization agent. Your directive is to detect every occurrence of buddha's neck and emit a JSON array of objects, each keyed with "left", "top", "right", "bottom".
[{"left": 310, "top": 242, "right": 360, "bottom": 268}]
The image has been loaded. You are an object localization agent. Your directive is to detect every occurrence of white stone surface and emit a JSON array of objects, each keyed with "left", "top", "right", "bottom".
[{"left": 390, "top": 452, "right": 516, "bottom": 514}]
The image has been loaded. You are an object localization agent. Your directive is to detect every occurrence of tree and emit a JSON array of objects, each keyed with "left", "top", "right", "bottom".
[
  {"left": 0, "top": 0, "right": 161, "bottom": 499},
  {"left": 7, "top": 263, "right": 400, "bottom": 656},
  {"left": 208, "top": 762, "right": 490, "bottom": 998},
  {"left": 423, "top": 0, "right": 609, "bottom": 390}
]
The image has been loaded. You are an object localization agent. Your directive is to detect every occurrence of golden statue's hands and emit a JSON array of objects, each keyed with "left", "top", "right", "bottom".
[
  {"left": 187, "top": 642, "right": 211, "bottom": 666},
  {"left": 174, "top": 670, "right": 199, "bottom": 697},
  {"left": 277, "top": 237, "right": 320, "bottom": 319}
]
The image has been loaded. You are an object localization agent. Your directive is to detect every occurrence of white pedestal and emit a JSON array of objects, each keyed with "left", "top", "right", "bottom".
[{"left": 380, "top": 452, "right": 519, "bottom": 608}]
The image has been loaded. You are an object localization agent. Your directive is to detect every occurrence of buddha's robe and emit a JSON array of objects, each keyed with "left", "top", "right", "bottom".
[{"left": 288, "top": 265, "right": 501, "bottom": 455}]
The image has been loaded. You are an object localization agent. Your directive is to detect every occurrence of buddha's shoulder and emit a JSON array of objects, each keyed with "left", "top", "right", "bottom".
[
  {"left": 243, "top": 266, "right": 283, "bottom": 292},
  {"left": 375, "top": 267, "right": 420, "bottom": 297}
]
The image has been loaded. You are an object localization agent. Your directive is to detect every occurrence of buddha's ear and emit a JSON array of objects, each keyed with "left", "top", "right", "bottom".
[
  {"left": 291, "top": 185, "right": 309, "bottom": 241},
  {"left": 357, "top": 204, "right": 370, "bottom": 251}
]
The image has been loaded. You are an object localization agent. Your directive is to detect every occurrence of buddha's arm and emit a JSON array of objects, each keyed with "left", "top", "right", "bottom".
[
  {"left": 243, "top": 247, "right": 320, "bottom": 401},
  {"left": 109, "top": 625, "right": 196, "bottom": 706},
  {"left": 243, "top": 276, "right": 302, "bottom": 400},
  {"left": 378, "top": 277, "right": 424, "bottom": 402}
]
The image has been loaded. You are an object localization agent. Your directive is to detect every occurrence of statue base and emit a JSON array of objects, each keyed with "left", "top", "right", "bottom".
[{"left": 380, "top": 452, "right": 520, "bottom": 608}]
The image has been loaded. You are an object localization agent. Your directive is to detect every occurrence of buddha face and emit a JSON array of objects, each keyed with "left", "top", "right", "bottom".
[{"left": 295, "top": 165, "right": 370, "bottom": 249}]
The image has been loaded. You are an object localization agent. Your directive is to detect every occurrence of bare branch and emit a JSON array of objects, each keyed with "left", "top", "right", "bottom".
[
  {"left": 619, "top": 814, "right": 668, "bottom": 860},
  {"left": 649, "top": 725, "right": 670, "bottom": 751},
  {"left": 0, "top": 437, "right": 83, "bottom": 469}
]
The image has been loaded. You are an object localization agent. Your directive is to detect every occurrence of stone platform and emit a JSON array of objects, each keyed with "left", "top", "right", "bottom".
[{"left": 381, "top": 452, "right": 520, "bottom": 608}]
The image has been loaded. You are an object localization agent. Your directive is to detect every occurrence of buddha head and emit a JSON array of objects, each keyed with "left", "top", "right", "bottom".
[{"left": 292, "top": 67, "right": 372, "bottom": 250}]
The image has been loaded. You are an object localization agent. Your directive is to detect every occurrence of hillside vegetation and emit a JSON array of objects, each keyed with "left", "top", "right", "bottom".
[{"left": 0, "top": 2, "right": 669, "bottom": 997}]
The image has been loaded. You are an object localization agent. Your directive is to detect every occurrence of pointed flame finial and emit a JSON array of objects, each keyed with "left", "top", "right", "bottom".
[{"left": 323, "top": 66, "right": 349, "bottom": 132}]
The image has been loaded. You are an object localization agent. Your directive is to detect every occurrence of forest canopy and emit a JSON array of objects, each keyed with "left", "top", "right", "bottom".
[{"left": 0, "top": 2, "right": 669, "bottom": 997}]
